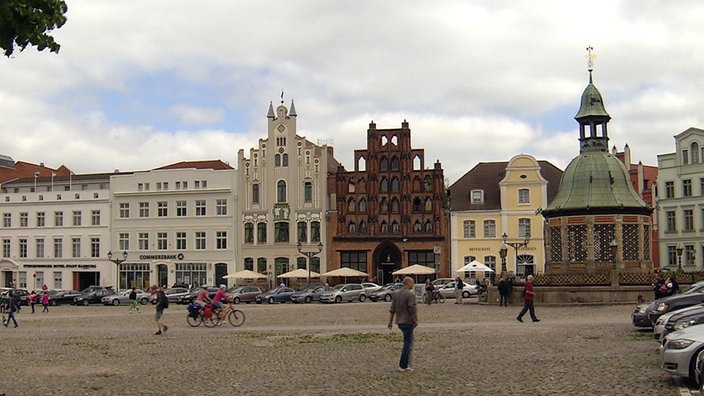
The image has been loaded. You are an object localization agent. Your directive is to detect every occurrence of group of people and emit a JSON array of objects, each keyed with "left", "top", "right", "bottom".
[
  {"left": 653, "top": 273, "right": 680, "bottom": 299},
  {"left": 28, "top": 290, "right": 50, "bottom": 313}
]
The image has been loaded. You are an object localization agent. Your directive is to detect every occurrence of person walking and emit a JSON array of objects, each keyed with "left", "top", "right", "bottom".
[
  {"left": 128, "top": 288, "right": 140, "bottom": 313},
  {"left": 41, "top": 291, "right": 50, "bottom": 312},
  {"left": 29, "top": 290, "right": 37, "bottom": 314},
  {"left": 424, "top": 279, "right": 434, "bottom": 305},
  {"left": 154, "top": 286, "right": 169, "bottom": 335},
  {"left": 454, "top": 276, "right": 464, "bottom": 304},
  {"left": 516, "top": 275, "right": 540, "bottom": 322},
  {"left": 497, "top": 278, "right": 509, "bottom": 307},
  {"left": 388, "top": 276, "right": 418, "bottom": 372},
  {"left": 4, "top": 291, "right": 19, "bottom": 328}
]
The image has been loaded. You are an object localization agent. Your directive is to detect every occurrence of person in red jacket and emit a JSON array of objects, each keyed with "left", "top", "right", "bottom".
[{"left": 516, "top": 275, "right": 540, "bottom": 323}]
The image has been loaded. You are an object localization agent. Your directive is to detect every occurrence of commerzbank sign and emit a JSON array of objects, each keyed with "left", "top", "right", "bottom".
[{"left": 139, "top": 253, "right": 185, "bottom": 261}]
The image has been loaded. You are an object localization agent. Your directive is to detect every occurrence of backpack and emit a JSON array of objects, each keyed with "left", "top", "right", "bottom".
[{"left": 159, "top": 292, "right": 169, "bottom": 309}]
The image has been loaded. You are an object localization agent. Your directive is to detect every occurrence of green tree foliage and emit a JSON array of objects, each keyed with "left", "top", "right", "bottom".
[{"left": 0, "top": 0, "right": 68, "bottom": 57}]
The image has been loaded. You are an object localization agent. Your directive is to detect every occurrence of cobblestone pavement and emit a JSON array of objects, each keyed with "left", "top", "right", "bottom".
[{"left": 0, "top": 300, "right": 684, "bottom": 395}]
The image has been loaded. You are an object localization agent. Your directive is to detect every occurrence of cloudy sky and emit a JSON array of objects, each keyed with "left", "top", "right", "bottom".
[{"left": 1, "top": 1, "right": 703, "bottom": 184}]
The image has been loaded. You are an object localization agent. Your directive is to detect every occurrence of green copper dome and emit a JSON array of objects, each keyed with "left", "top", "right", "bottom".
[{"left": 575, "top": 81, "right": 610, "bottom": 120}]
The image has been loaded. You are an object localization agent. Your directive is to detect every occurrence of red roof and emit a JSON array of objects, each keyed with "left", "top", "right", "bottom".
[
  {"left": 0, "top": 160, "right": 72, "bottom": 184},
  {"left": 155, "top": 160, "right": 234, "bottom": 171}
]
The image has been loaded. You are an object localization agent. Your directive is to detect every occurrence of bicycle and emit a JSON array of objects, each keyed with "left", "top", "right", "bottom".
[
  {"left": 186, "top": 303, "right": 218, "bottom": 328},
  {"left": 431, "top": 289, "right": 445, "bottom": 304},
  {"left": 211, "top": 303, "right": 246, "bottom": 327}
]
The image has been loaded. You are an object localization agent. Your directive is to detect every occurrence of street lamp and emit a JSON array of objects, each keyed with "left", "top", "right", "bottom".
[
  {"left": 502, "top": 233, "right": 530, "bottom": 275},
  {"left": 676, "top": 243, "right": 684, "bottom": 272},
  {"left": 107, "top": 250, "right": 128, "bottom": 290},
  {"left": 499, "top": 242, "right": 508, "bottom": 273},
  {"left": 609, "top": 239, "right": 618, "bottom": 269},
  {"left": 297, "top": 241, "right": 323, "bottom": 286}
]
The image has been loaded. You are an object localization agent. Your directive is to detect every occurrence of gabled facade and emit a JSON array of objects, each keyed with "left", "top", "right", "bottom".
[
  {"left": 450, "top": 155, "right": 562, "bottom": 279},
  {"left": 656, "top": 127, "right": 704, "bottom": 270},
  {"left": 236, "top": 100, "right": 337, "bottom": 286},
  {"left": 328, "top": 120, "right": 448, "bottom": 285}
]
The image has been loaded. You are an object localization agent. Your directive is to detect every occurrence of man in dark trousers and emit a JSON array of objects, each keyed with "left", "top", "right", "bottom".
[
  {"left": 388, "top": 277, "right": 418, "bottom": 372},
  {"left": 516, "top": 275, "right": 540, "bottom": 322}
]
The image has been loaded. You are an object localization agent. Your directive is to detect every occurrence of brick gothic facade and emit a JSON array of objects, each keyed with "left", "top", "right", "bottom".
[{"left": 327, "top": 120, "right": 449, "bottom": 285}]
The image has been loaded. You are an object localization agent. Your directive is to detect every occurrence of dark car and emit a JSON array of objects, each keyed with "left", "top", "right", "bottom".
[
  {"left": 290, "top": 285, "right": 327, "bottom": 303},
  {"left": 648, "top": 281, "right": 704, "bottom": 324},
  {"left": 12, "top": 289, "right": 31, "bottom": 305},
  {"left": 177, "top": 287, "right": 219, "bottom": 305},
  {"left": 46, "top": 290, "right": 81, "bottom": 306},
  {"left": 149, "top": 287, "right": 190, "bottom": 304},
  {"left": 368, "top": 283, "right": 404, "bottom": 302},
  {"left": 73, "top": 289, "right": 115, "bottom": 306},
  {"left": 255, "top": 287, "right": 295, "bottom": 304},
  {"left": 228, "top": 286, "right": 267, "bottom": 304},
  {"left": 632, "top": 301, "right": 657, "bottom": 328}
]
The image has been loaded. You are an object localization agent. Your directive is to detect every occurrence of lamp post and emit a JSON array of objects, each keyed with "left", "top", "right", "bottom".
[
  {"left": 107, "top": 250, "right": 127, "bottom": 290},
  {"left": 499, "top": 242, "right": 508, "bottom": 273},
  {"left": 297, "top": 241, "right": 323, "bottom": 286},
  {"left": 677, "top": 243, "right": 684, "bottom": 272},
  {"left": 609, "top": 239, "right": 618, "bottom": 269},
  {"left": 502, "top": 233, "right": 530, "bottom": 275}
]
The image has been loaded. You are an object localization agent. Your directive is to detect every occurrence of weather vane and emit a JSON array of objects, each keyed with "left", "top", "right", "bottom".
[{"left": 586, "top": 45, "right": 596, "bottom": 73}]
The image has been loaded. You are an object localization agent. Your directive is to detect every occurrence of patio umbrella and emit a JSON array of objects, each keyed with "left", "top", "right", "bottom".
[
  {"left": 392, "top": 264, "right": 436, "bottom": 275},
  {"left": 322, "top": 267, "right": 369, "bottom": 283},
  {"left": 456, "top": 260, "right": 495, "bottom": 273},
  {"left": 223, "top": 269, "right": 267, "bottom": 279},
  {"left": 277, "top": 268, "right": 321, "bottom": 278}
]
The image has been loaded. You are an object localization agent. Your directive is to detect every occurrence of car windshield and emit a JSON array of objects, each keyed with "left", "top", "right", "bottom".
[
  {"left": 332, "top": 284, "right": 345, "bottom": 290},
  {"left": 682, "top": 283, "right": 704, "bottom": 295}
]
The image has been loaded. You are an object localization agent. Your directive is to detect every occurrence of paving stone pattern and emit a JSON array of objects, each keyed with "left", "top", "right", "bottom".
[{"left": 0, "top": 301, "right": 680, "bottom": 395}]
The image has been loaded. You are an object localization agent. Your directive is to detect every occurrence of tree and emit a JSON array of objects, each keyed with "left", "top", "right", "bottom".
[{"left": 0, "top": 0, "right": 68, "bottom": 57}]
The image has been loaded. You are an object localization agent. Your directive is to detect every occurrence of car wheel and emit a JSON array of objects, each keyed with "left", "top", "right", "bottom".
[
  {"left": 463, "top": 291, "right": 470, "bottom": 298},
  {"left": 112, "top": 299, "right": 120, "bottom": 306},
  {"left": 82, "top": 300, "right": 89, "bottom": 306},
  {"left": 359, "top": 294, "right": 366, "bottom": 302},
  {"left": 304, "top": 296, "right": 312, "bottom": 304},
  {"left": 234, "top": 297, "right": 241, "bottom": 304},
  {"left": 268, "top": 297, "right": 275, "bottom": 304},
  {"left": 49, "top": 300, "right": 57, "bottom": 306},
  {"left": 335, "top": 296, "right": 342, "bottom": 303},
  {"left": 140, "top": 298, "right": 148, "bottom": 305},
  {"left": 384, "top": 294, "right": 392, "bottom": 302}
]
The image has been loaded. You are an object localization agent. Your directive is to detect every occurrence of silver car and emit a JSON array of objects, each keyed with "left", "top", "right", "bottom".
[
  {"left": 101, "top": 289, "right": 150, "bottom": 306},
  {"left": 319, "top": 283, "right": 366, "bottom": 303},
  {"left": 661, "top": 323, "right": 704, "bottom": 381}
]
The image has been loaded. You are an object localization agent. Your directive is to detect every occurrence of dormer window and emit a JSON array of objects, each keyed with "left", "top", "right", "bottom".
[{"left": 471, "top": 190, "right": 484, "bottom": 204}]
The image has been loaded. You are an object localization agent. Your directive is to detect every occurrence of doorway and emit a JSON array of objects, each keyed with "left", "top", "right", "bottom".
[{"left": 373, "top": 242, "right": 402, "bottom": 285}]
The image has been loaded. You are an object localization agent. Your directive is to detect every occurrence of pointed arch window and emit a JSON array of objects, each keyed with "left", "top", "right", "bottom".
[
  {"left": 380, "top": 157, "right": 389, "bottom": 171},
  {"left": 391, "top": 221, "right": 400, "bottom": 233},
  {"left": 413, "top": 220, "right": 422, "bottom": 232},
  {"left": 381, "top": 221, "right": 389, "bottom": 233},
  {"left": 359, "top": 220, "right": 367, "bottom": 233},
  {"left": 391, "top": 157, "right": 399, "bottom": 171},
  {"left": 424, "top": 176, "right": 432, "bottom": 192},
  {"left": 358, "top": 178, "right": 367, "bottom": 193},
  {"left": 425, "top": 220, "right": 433, "bottom": 232},
  {"left": 348, "top": 221, "right": 356, "bottom": 233},
  {"left": 348, "top": 198, "right": 356, "bottom": 213},
  {"left": 424, "top": 197, "right": 432, "bottom": 212},
  {"left": 277, "top": 180, "right": 287, "bottom": 202},
  {"left": 380, "top": 178, "right": 389, "bottom": 192},
  {"left": 413, "top": 177, "right": 422, "bottom": 192},
  {"left": 358, "top": 198, "right": 367, "bottom": 213},
  {"left": 380, "top": 198, "right": 389, "bottom": 213},
  {"left": 412, "top": 197, "right": 422, "bottom": 212},
  {"left": 391, "top": 197, "right": 400, "bottom": 213},
  {"left": 348, "top": 180, "right": 356, "bottom": 193},
  {"left": 391, "top": 177, "right": 399, "bottom": 192}
]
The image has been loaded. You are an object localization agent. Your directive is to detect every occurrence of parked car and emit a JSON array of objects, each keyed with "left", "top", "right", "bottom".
[
  {"left": 74, "top": 289, "right": 115, "bottom": 306},
  {"left": 654, "top": 304, "right": 704, "bottom": 344},
  {"left": 80, "top": 285, "right": 110, "bottom": 294},
  {"left": 437, "top": 282, "right": 479, "bottom": 299},
  {"left": 11, "top": 289, "right": 31, "bottom": 305},
  {"left": 632, "top": 301, "right": 657, "bottom": 328},
  {"left": 228, "top": 286, "right": 266, "bottom": 304},
  {"left": 432, "top": 278, "right": 455, "bottom": 289},
  {"left": 149, "top": 287, "right": 190, "bottom": 304},
  {"left": 695, "top": 348, "right": 704, "bottom": 391},
  {"left": 101, "top": 289, "right": 151, "bottom": 306},
  {"left": 319, "top": 283, "right": 366, "bottom": 303},
  {"left": 661, "top": 322, "right": 704, "bottom": 382},
  {"left": 648, "top": 281, "right": 704, "bottom": 324},
  {"left": 255, "top": 287, "right": 295, "bottom": 304},
  {"left": 46, "top": 290, "right": 81, "bottom": 306},
  {"left": 368, "top": 283, "right": 404, "bottom": 302},
  {"left": 291, "top": 285, "right": 327, "bottom": 303},
  {"left": 361, "top": 282, "right": 382, "bottom": 295},
  {"left": 177, "top": 287, "right": 219, "bottom": 305}
]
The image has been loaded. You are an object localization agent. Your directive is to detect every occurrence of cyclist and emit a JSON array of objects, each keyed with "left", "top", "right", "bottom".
[
  {"left": 195, "top": 285, "right": 211, "bottom": 308},
  {"left": 211, "top": 285, "right": 232, "bottom": 320}
]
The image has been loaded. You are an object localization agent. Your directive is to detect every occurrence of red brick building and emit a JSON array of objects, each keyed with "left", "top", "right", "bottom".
[{"left": 327, "top": 120, "right": 449, "bottom": 284}]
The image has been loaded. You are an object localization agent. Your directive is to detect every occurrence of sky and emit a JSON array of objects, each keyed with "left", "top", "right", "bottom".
[{"left": 2, "top": 1, "right": 704, "bottom": 184}]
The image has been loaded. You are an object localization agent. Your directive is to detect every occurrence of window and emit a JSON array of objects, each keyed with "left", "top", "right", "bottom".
[
  {"left": 683, "top": 149, "right": 689, "bottom": 165},
  {"left": 257, "top": 223, "right": 267, "bottom": 243},
  {"left": 380, "top": 178, "right": 389, "bottom": 192},
  {"left": 683, "top": 179, "right": 692, "bottom": 197},
  {"left": 2, "top": 239, "right": 10, "bottom": 257},
  {"left": 380, "top": 157, "right": 388, "bottom": 171},
  {"left": 391, "top": 157, "right": 399, "bottom": 171},
  {"left": 195, "top": 232, "right": 206, "bottom": 250},
  {"left": 304, "top": 182, "right": 312, "bottom": 203},
  {"left": 391, "top": 197, "right": 400, "bottom": 212},
  {"left": 275, "top": 154, "right": 281, "bottom": 167},
  {"left": 91, "top": 238, "right": 100, "bottom": 258},
  {"left": 684, "top": 209, "right": 694, "bottom": 231},
  {"left": 463, "top": 220, "right": 476, "bottom": 238},
  {"left": 71, "top": 211, "right": 81, "bottom": 226},
  {"left": 195, "top": 200, "right": 206, "bottom": 216},
  {"left": 19, "top": 239, "right": 27, "bottom": 258},
  {"left": 194, "top": 180, "right": 200, "bottom": 189},
  {"left": 275, "top": 222, "right": 289, "bottom": 242},
  {"left": 176, "top": 201, "right": 187, "bottom": 216},
  {"left": 53, "top": 238, "right": 62, "bottom": 258},
  {"left": 518, "top": 218, "right": 531, "bottom": 238},
  {"left": 409, "top": 251, "right": 435, "bottom": 268},
  {"left": 693, "top": 142, "right": 701, "bottom": 163},
  {"left": 665, "top": 181, "right": 674, "bottom": 198},
  {"left": 54, "top": 211, "right": 63, "bottom": 226},
  {"left": 2, "top": 213, "right": 10, "bottom": 228},
  {"left": 157, "top": 201, "right": 168, "bottom": 217},
  {"left": 424, "top": 198, "right": 432, "bottom": 212},
  {"left": 36, "top": 238, "right": 44, "bottom": 258},
  {"left": 119, "top": 203, "right": 129, "bottom": 218},
  {"left": 37, "top": 212, "right": 45, "bottom": 227},
  {"left": 277, "top": 180, "right": 287, "bottom": 202},
  {"left": 176, "top": 232, "right": 186, "bottom": 250},
  {"left": 391, "top": 178, "right": 399, "bottom": 192},
  {"left": 252, "top": 184, "right": 260, "bottom": 204},
  {"left": 413, "top": 220, "right": 422, "bottom": 232},
  {"left": 348, "top": 198, "right": 356, "bottom": 213},
  {"left": 216, "top": 231, "right": 227, "bottom": 249},
  {"left": 701, "top": 178, "right": 704, "bottom": 197},
  {"left": 518, "top": 189, "right": 530, "bottom": 204},
  {"left": 138, "top": 233, "right": 149, "bottom": 250},
  {"left": 297, "top": 221, "right": 307, "bottom": 242},
  {"left": 471, "top": 190, "right": 484, "bottom": 204},
  {"left": 282, "top": 154, "right": 288, "bottom": 167},
  {"left": 216, "top": 199, "right": 227, "bottom": 215},
  {"left": 244, "top": 223, "right": 254, "bottom": 244},
  {"left": 666, "top": 211, "right": 676, "bottom": 232},
  {"left": 667, "top": 245, "right": 678, "bottom": 266},
  {"left": 348, "top": 221, "right": 356, "bottom": 233},
  {"left": 20, "top": 212, "right": 28, "bottom": 227},
  {"left": 119, "top": 233, "right": 129, "bottom": 251},
  {"left": 72, "top": 237, "right": 81, "bottom": 258},
  {"left": 311, "top": 221, "right": 320, "bottom": 242},
  {"left": 341, "top": 251, "right": 367, "bottom": 272},
  {"left": 392, "top": 221, "right": 400, "bottom": 233},
  {"left": 359, "top": 199, "right": 367, "bottom": 213},
  {"left": 91, "top": 210, "right": 100, "bottom": 226},
  {"left": 359, "top": 220, "right": 367, "bottom": 233},
  {"left": 381, "top": 221, "right": 388, "bottom": 233},
  {"left": 157, "top": 232, "right": 168, "bottom": 250},
  {"left": 483, "top": 220, "right": 496, "bottom": 238}
]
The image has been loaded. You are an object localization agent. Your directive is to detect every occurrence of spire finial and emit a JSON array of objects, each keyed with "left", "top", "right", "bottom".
[{"left": 586, "top": 45, "right": 596, "bottom": 83}]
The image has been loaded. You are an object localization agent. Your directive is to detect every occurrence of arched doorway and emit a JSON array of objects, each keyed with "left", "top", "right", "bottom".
[
  {"left": 517, "top": 254, "right": 534, "bottom": 278},
  {"left": 373, "top": 242, "right": 402, "bottom": 285}
]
